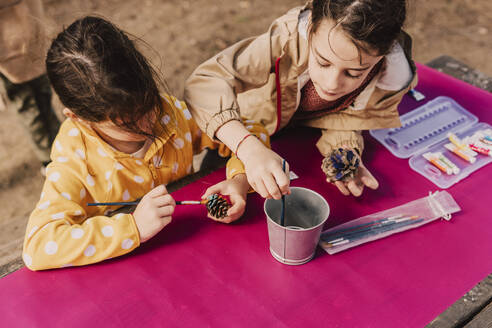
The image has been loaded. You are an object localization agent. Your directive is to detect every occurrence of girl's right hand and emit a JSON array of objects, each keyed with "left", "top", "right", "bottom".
[
  {"left": 237, "top": 136, "right": 291, "bottom": 200},
  {"left": 331, "top": 155, "right": 379, "bottom": 197},
  {"left": 133, "top": 185, "right": 175, "bottom": 242}
]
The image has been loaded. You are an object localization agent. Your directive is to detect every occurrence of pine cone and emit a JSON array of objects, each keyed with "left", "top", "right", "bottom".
[
  {"left": 206, "top": 194, "right": 230, "bottom": 219},
  {"left": 322, "top": 148, "right": 360, "bottom": 182}
]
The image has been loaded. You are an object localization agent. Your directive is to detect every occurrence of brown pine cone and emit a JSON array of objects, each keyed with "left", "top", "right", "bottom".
[
  {"left": 322, "top": 148, "right": 360, "bottom": 182},
  {"left": 206, "top": 194, "right": 230, "bottom": 219}
]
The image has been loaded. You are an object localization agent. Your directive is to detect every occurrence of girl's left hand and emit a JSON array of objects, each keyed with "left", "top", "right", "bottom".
[
  {"left": 202, "top": 174, "right": 250, "bottom": 223},
  {"left": 330, "top": 159, "right": 379, "bottom": 197}
]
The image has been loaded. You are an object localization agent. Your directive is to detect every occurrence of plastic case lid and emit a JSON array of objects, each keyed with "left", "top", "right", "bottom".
[{"left": 369, "top": 96, "right": 478, "bottom": 158}]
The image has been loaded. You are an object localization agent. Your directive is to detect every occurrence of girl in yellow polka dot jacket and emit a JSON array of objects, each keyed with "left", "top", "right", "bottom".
[{"left": 23, "top": 16, "right": 270, "bottom": 271}]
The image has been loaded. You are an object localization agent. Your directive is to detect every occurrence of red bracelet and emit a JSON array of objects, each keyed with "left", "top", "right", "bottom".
[{"left": 235, "top": 133, "right": 254, "bottom": 158}]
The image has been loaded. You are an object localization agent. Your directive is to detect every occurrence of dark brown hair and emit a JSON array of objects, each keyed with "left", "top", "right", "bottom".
[
  {"left": 46, "top": 16, "right": 173, "bottom": 139},
  {"left": 309, "top": 0, "right": 407, "bottom": 56}
]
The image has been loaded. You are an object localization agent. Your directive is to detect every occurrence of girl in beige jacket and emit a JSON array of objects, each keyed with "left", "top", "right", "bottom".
[
  {"left": 23, "top": 17, "right": 269, "bottom": 270},
  {"left": 185, "top": 0, "right": 417, "bottom": 198}
]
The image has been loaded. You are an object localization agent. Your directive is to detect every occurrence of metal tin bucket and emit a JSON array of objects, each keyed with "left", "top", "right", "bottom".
[{"left": 264, "top": 187, "right": 330, "bottom": 265}]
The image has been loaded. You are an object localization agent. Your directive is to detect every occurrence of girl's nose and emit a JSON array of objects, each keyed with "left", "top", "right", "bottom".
[{"left": 323, "top": 69, "right": 342, "bottom": 91}]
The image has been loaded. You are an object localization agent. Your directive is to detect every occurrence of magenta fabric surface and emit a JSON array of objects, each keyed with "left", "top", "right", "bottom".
[{"left": 1, "top": 64, "right": 491, "bottom": 327}]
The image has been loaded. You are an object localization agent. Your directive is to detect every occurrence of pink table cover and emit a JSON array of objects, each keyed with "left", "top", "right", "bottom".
[{"left": 1, "top": 64, "right": 491, "bottom": 327}]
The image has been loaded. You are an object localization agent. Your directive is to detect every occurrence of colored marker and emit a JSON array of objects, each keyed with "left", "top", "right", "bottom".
[
  {"left": 479, "top": 138, "right": 492, "bottom": 148},
  {"left": 444, "top": 143, "right": 476, "bottom": 163},
  {"left": 423, "top": 152, "right": 452, "bottom": 174},
  {"left": 473, "top": 130, "right": 492, "bottom": 145},
  {"left": 436, "top": 152, "right": 460, "bottom": 174},
  {"left": 469, "top": 143, "right": 491, "bottom": 156},
  {"left": 471, "top": 133, "right": 492, "bottom": 150},
  {"left": 448, "top": 133, "right": 467, "bottom": 150}
]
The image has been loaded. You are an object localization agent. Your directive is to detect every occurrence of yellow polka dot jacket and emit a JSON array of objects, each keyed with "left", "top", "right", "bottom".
[{"left": 23, "top": 96, "right": 270, "bottom": 270}]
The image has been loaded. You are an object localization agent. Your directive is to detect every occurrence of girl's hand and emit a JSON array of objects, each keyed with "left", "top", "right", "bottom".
[
  {"left": 330, "top": 159, "right": 379, "bottom": 197},
  {"left": 202, "top": 174, "right": 250, "bottom": 223},
  {"left": 237, "top": 136, "right": 290, "bottom": 200},
  {"left": 133, "top": 185, "right": 175, "bottom": 242}
]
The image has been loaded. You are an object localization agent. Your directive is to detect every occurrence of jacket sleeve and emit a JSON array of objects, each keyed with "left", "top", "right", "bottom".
[
  {"left": 23, "top": 163, "right": 141, "bottom": 271},
  {"left": 184, "top": 19, "right": 288, "bottom": 140},
  {"left": 316, "top": 129, "right": 364, "bottom": 157},
  {"left": 187, "top": 105, "right": 271, "bottom": 180}
]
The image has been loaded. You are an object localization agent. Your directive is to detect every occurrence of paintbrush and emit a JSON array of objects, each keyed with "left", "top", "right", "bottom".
[
  {"left": 87, "top": 193, "right": 231, "bottom": 219},
  {"left": 322, "top": 216, "right": 423, "bottom": 248},
  {"left": 280, "top": 159, "right": 286, "bottom": 227},
  {"left": 87, "top": 199, "right": 207, "bottom": 206}
]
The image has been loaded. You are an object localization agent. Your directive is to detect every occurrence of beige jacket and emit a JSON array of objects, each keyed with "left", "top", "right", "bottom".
[
  {"left": 0, "top": 0, "right": 46, "bottom": 84},
  {"left": 184, "top": 4, "right": 417, "bottom": 156}
]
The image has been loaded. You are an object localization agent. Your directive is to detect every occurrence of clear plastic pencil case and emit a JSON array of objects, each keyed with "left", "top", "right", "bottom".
[
  {"left": 370, "top": 96, "right": 492, "bottom": 188},
  {"left": 319, "top": 191, "right": 461, "bottom": 254}
]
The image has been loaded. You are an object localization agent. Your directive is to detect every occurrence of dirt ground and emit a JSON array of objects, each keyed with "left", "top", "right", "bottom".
[{"left": 0, "top": 0, "right": 491, "bottom": 267}]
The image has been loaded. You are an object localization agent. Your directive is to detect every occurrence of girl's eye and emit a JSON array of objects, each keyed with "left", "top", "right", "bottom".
[
  {"left": 317, "top": 60, "right": 330, "bottom": 68},
  {"left": 346, "top": 71, "right": 363, "bottom": 79}
]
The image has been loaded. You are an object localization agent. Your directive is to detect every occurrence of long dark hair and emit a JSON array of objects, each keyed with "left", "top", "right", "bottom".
[
  {"left": 309, "top": 0, "right": 407, "bottom": 56},
  {"left": 46, "top": 16, "right": 173, "bottom": 139}
]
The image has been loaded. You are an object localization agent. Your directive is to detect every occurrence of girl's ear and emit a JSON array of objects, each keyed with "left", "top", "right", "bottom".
[{"left": 62, "top": 108, "right": 78, "bottom": 120}]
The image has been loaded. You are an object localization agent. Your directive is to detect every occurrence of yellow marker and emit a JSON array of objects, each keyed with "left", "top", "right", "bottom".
[{"left": 448, "top": 133, "right": 467, "bottom": 150}]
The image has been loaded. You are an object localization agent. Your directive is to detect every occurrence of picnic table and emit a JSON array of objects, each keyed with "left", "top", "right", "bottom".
[{"left": 1, "top": 56, "right": 491, "bottom": 327}]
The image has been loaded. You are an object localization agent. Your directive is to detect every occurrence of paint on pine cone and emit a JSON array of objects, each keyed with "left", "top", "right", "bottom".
[
  {"left": 206, "top": 194, "right": 230, "bottom": 219},
  {"left": 321, "top": 148, "right": 360, "bottom": 182}
]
